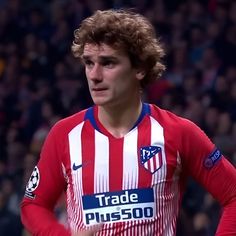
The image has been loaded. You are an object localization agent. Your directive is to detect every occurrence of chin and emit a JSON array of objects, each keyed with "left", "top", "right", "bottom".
[{"left": 92, "top": 98, "right": 108, "bottom": 106}]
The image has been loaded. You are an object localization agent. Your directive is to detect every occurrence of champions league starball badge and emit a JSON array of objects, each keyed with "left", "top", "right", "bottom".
[{"left": 26, "top": 166, "right": 40, "bottom": 193}]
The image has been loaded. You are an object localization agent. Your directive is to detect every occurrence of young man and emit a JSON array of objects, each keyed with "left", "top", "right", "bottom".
[{"left": 21, "top": 9, "right": 236, "bottom": 236}]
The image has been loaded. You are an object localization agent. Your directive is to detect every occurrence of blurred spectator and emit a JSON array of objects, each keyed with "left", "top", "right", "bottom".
[
  {"left": 214, "top": 112, "right": 234, "bottom": 158},
  {"left": 0, "top": 191, "right": 22, "bottom": 236}
]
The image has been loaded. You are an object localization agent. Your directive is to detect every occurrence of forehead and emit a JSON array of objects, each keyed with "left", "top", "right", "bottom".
[{"left": 83, "top": 43, "right": 125, "bottom": 57}]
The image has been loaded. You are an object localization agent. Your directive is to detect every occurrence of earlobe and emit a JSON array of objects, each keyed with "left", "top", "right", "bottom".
[{"left": 136, "top": 71, "right": 146, "bottom": 80}]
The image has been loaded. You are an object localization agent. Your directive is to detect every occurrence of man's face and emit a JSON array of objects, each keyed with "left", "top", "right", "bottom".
[{"left": 82, "top": 43, "right": 143, "bottom": 107}]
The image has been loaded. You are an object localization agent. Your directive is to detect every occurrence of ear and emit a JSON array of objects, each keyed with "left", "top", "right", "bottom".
[{"left": 136, "top": 70, "right": 146, "bottom": 81}]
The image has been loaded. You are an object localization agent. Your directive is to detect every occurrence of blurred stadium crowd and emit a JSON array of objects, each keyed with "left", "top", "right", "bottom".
[{"left": 0, "top": 0, "right": 236, "bottom": 235}]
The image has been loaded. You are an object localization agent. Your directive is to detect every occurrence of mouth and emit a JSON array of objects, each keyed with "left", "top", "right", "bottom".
[{"left": 92, "top": 87, "right": 107, "bottom": 91}]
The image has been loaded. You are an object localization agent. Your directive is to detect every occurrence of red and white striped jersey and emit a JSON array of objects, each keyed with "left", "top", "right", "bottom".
[{"left": 21, "top": 103, "right": 236, "bottom": 236}]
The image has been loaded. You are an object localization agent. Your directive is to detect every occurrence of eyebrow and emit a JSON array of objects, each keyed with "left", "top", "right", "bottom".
[{"left": 82, "top": 55, "right": 119, "bottom": 61}]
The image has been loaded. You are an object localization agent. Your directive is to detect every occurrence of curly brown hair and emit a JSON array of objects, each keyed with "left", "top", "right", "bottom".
[{"left": 72, "top": 9, "right": 166, "bottom": 88}]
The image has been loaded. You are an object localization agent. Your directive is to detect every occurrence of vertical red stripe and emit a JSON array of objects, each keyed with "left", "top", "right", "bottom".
[
  {"left": 81, "top": 122, "right": 95, "bottom": 194},
  {"left": 109, "top": 138, "right": 123, "bottom": 191},
  {"left": 153, "top": 155, "right": 157, "bottom": 171},
  {"left": 148, "top": 160, "right": 152, "bottom": 171},
  {"left": 137, "top": 117, "right": 152, "bottom": 188}
]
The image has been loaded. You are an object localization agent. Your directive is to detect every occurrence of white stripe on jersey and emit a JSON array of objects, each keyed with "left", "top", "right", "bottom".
[
  {"left": 122, "top": 128, "right": 139, "bottom": 190},
  {"left": 150, "top": 117, "right": 166, "bottom": 186},
  {"left": 69, "top": 122, "right": 84, "bottom": 169},
  {"left": 150, "top": 117, "right": 167, "bottom": 235},
  {"left": 150, "top": 117, "right": 179, "bottom": 236},
  {"left": 94, "top": 130, "right": 109, "bottom": 193},
  {"left": 68, "top": 122, "right": 84, "bottom": 231}
]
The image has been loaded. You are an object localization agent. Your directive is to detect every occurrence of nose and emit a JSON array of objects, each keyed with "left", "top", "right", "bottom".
[{"left": 89, "top": 64, "right": 103, "bottom": 82}]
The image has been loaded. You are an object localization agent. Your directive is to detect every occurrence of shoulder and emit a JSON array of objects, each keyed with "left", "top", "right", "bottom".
[
  {"left": 149, "top": 104, "right": 193, "bottom": 129},
  {"left": 49, "top": 108, "right": 88, "bottom": 136},
  {"left": 149, "top": 104, "right": 214, "bottom": 161},
  {"left": 149, "top": 104, "right": 207, "bottom": 142}
]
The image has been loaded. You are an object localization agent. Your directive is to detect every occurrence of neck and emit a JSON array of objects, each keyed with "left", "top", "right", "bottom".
[{"left": 97, "top": 99, "right": 143, "bottom": 138}]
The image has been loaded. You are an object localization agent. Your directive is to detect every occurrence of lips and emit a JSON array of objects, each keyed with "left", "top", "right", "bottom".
[{"left": 92, "top": 87, "right": 107, "bottom": 91}]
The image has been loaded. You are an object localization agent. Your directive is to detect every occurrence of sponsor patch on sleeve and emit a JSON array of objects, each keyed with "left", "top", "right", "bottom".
[
  {"left": 204, "top": 149, "right": 222, "bottom": 169},
  {"left": 24, "top": 166, "right": 40, "bottom": 199}
]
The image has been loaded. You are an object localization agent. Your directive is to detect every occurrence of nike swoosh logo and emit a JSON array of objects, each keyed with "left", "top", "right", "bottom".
[{"left": 72, "top": 163, "right": 83, "bottom": 171}]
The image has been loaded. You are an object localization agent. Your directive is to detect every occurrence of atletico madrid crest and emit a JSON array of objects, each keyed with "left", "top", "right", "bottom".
[{"left": 140, "top": 146, "right": 163, "bottom": 173}]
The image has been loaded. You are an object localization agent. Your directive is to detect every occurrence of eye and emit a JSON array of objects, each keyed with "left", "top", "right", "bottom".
[
  {"left": 102, "top": 60, "right": 116, "bottom": 68},
  {"left": 83, "top": 59, "right": 94, "bottom": 68}
]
